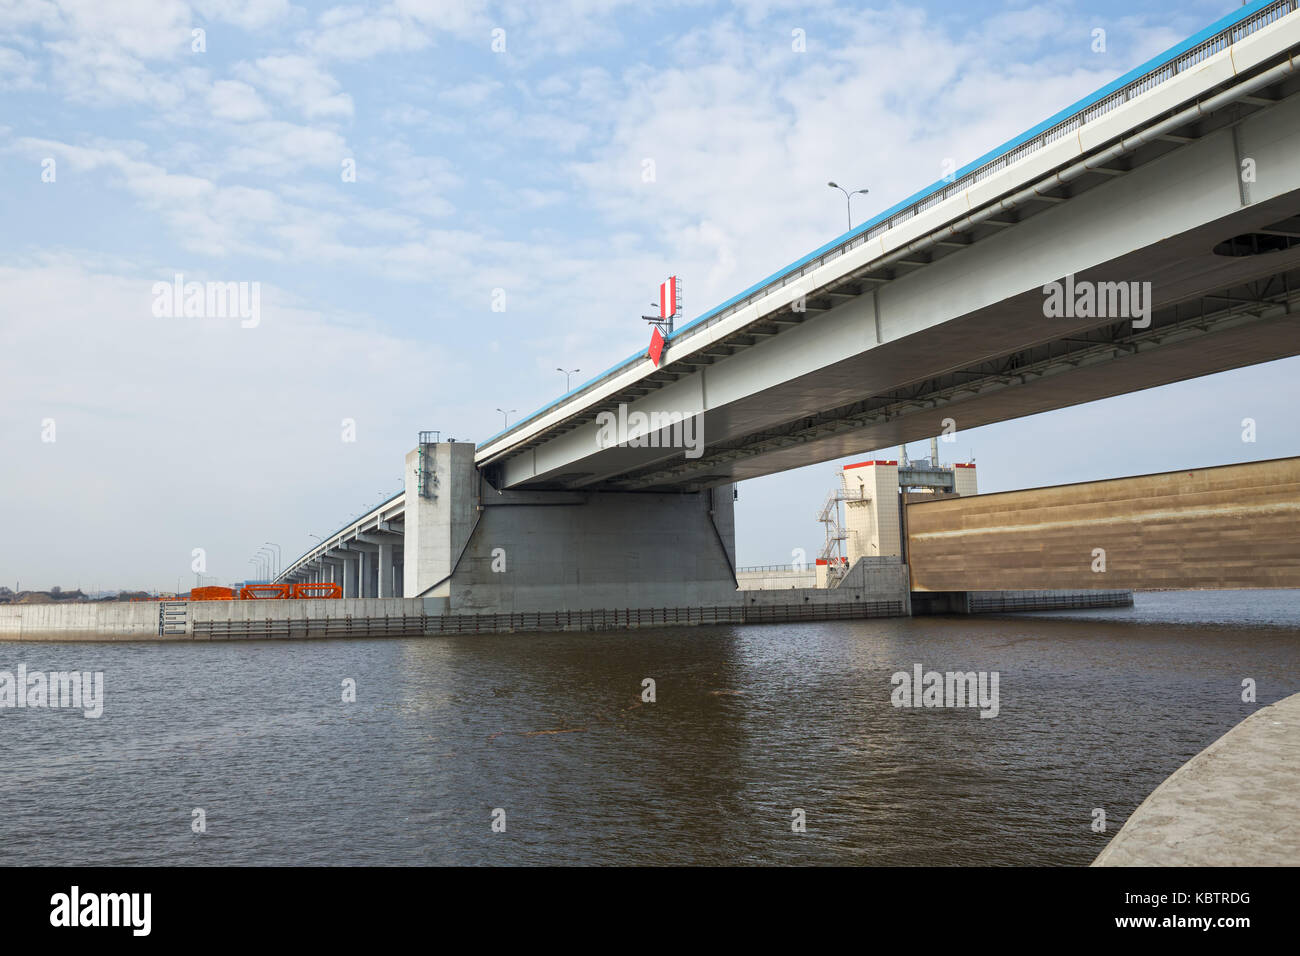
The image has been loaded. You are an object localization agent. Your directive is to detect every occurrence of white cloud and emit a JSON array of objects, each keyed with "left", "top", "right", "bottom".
[
  {"left": 300, "top": 4, "right": 433, "bottom": 60},
  {"left": 208, "top": 78, "right": 270, "bottom": 121},
  {"left": 193, "top": 0, "right": 293, "bottom": 30},
  {"left": 0, "top": 45, "right": 39, "bottom": 88},
  {"left": 234, "top": 54, "right": 354, "bottom": 119},
  {"left": 45, "top": 35, "right": 192, "bottom": 108},
  {"left": 220, "top": 120, "right": 350, "bottom": 176},
  {"left": 50, "top": 0, "right": 193, "bottom": 60},
  {"left": 0, "top": 257, "right": 467, "bottom": 586}
]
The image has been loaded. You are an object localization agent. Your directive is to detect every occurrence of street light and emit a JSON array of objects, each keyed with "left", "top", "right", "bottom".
[
  {"left": 497, "top": 408, "right": 516, "bottom": 429},
  {"left": 827, "top": 182, "right": 869, "bottom": 231},
  {"left": 264, "top": 542, "right": 281, "bottom": 579},
  {"left": 257, "top": 546, "right": 276, "bottom": 582},
  {"left": 253, "top": 547, "right": 274, "bottom": 582},
  {"left": 557, "top": 368, "right": 580, "bottom": 391}
]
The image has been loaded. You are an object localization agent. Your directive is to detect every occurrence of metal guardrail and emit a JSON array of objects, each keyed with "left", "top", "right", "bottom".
[{"left": 477, "top": 0, "right": 1300, "bottom": 453}]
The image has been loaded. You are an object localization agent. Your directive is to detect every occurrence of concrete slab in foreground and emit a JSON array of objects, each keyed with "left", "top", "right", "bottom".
[{"left": 1094, "top": 692, "right": 1300, "bottom": 866}]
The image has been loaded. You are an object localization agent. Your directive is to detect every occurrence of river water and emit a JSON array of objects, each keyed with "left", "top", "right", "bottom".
[{"left": 2, "top": 590, "right": 1297, "bottom": 865}]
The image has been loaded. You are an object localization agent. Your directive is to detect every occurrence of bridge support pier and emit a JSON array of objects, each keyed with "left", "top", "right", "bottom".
[
  {"left": 378, "top": 542, "right": 395, "bottom": 598},
  {"left": 339, "top": 549, "right": 360, "bottom": 599},
  {"left": 403, "top": 442, "right": 740, "bottom": 613}
]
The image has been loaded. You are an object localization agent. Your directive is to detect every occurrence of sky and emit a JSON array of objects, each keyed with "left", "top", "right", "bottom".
[{"left": 1, "top": 0, "right": 1297, "bottom": 591}]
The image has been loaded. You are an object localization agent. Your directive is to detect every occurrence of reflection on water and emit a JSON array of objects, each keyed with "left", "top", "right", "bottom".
[{"left": 1, "top": 591, "right": 1296, "bottom": 865}]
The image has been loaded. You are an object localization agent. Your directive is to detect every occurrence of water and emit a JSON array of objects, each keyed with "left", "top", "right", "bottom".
[{"left": 1, "top": 590, "right": 1297, "bottom": 865}]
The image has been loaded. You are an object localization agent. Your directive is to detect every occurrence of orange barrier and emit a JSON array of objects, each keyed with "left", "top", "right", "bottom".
[
  {"left": 291, "top": 582, "right": 342, "bottom": 600},
  {"left": 239, "top": 584, "right": 291, "bottom": 600},
  {"left": 191, "top": 586, "right": 235, "bottom": 601}
]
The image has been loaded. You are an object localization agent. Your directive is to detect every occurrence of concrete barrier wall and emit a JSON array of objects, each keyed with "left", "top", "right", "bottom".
[
  {"left": 0, "top": 586, "right": 911, "bottom": 640},
  {"left": 907, "top": 457, "right": 1300, "bottom": 592},
  {"left": 735, "top": 569, "right": 817, "bottom": 590},
  {"left": 740, "top": 584, "right": 902, "bottom": 607},
  {"left": 0, "top": 602, "right": 163, "bottom": 642},
  {"left": 836, "top": 559, "right": 910, "bottom": 595},
  {"left": 189, "top": 598, "right": 421, "bottom": 623}
]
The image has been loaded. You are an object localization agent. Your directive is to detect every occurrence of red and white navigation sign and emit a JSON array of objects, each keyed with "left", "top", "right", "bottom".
[
  {"left": 647, "top": 325, "right": 666, "bottom": 366},
  {"left": 659, "top": 276, "right": 678, "bottom": 319},
  {"left": 643, "top": 275, "right": 681, "bottom": 366}
]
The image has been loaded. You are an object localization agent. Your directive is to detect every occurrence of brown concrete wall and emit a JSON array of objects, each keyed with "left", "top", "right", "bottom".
[{"left": 906, "top": 457, "right": 1300, "bottom": 592}]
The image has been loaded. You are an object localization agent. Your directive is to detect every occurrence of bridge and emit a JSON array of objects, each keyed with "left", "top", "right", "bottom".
[{"left": 276, "top": 0, "right": 1300, "bottom": 614}]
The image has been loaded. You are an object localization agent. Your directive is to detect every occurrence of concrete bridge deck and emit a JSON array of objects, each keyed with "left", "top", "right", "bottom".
[{"left": 1094, "top": 691, "right": 1300, "bottom": 866}]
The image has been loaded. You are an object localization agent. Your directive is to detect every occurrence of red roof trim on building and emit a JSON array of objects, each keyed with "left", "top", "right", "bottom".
[
  {"left": 843, "top": 459, "right": 898, "bottom": 469},
  {"left": 954, "top": 462, "right": 977, "bottom": 468}
]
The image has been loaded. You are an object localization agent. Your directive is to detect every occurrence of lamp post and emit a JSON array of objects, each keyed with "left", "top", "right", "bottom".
[
  {"left": 827, "top": 182, "right": 869, "bottom": 231},
  {"left": 252, "top": 547, "right": 272, "bottom": 582},
  {"left": 497, "top": 408, "right": 516, "bottom": 429},
  {"left": 556, "top": 368, "right": 580, "bottom": 391},
  {"left": 264, "top": 542, "right": 281, "bottom": 580},
  {"left": 257, "top": 547, "right": 276, "bottom": 582}
]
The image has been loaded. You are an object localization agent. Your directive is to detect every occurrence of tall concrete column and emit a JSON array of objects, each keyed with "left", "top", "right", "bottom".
[
  {"left": 378, "top": 542, "right": 394, "bottom": 598},
  {"left": 323, "top": 559, "right": 343, "bottom": 588},
  {"left": 341, "top": 552, "right": 359, "bottom": 598},
  {"left": 357, "top": 550, "right": 370, "bottom": 598},
  {"left": 350, "top": 538, "right": 386, "bottom": 597}
]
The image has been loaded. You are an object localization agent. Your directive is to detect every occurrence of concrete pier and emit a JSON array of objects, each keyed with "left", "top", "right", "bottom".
[
  {"left": 1094, "top": 692, "right": 1300, "bottom": 866},
  {"left": 403, "top": 441, "right": 741, "bottom": 612}
]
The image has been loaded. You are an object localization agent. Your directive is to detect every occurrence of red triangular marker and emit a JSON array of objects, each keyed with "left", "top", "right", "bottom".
[{"left": 648, "top": 326, "right": 665, "bottom": 366}]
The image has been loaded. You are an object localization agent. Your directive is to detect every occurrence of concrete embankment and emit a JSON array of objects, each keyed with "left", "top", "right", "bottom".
[
  {"left": 0, "top": 590, "right": 906, "bottom": 641},
  {"left": 2, "top": 583, "right": 1133, "bottom": 641},
  {"left": 1094, "top": 692, "right": 1300, "bottom": 866}
]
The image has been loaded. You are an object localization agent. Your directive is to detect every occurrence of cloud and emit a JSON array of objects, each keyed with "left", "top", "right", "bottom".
[
  {"left": 49, "top": 0, "right": 193, "bottom": 60},
  {"left": 0, "top": 45, "right": 39, "bottom": 88},
  {"left": 44, "top": 35, "right": 194, "bottom": 108},
  {"left": 193, "top": 0, "right": 293, "bottom": 30},
  {"left": 220, "top": 120, "right": 351, "bottom": 176},
  {"left": 0, "top": 257, "right": 468, "bottom": 586},
  {"left": 299, "top": 4, "right": 434, "bottom": 60},
  {"left": 234, "top": 54, "right": 354, "bottom": 119},
  {"left": 207, "top": 78, "right": 270, "bottom": 121}
]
